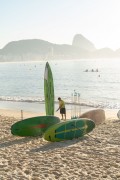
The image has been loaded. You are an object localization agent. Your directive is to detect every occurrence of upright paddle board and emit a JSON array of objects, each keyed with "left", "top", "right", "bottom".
[
  {"left": 11, "top": 116, "right": 60, "bottom": 137},
  {"left": 44, "top": 118, "right": 95, "bottom": 142},
  {"left": 44, "top": 62, "right": 54, "bottom": 115}
]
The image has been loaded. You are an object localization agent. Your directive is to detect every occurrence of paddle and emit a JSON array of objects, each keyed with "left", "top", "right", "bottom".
[{"left": 71, "top": 124, "right": 101, "bottom": 143}]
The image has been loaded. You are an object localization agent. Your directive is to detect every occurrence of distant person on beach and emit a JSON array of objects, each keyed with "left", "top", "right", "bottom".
[{"left": 56, "top": 97, "right": 66, "bottom": 120}]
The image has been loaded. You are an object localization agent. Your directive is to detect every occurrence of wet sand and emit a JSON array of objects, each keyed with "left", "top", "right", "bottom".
[{"left": 0, "top": 109, "right": 120, "bottom": 180}]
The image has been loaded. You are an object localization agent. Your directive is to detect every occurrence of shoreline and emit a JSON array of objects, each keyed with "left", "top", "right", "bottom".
[{"left": 0, "top": 106, "right": 119, "bottom": 120}]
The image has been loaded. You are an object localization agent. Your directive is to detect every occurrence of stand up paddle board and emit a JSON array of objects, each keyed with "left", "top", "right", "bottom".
[
  {"left": 44, "top": 118, "right": 95, "bottom": 142},
  {"left": 44, "top": 62, "right": 54, "bottom": 115},
  {"left": 11, "top": 116, "right": 60, "bottom": 137}
]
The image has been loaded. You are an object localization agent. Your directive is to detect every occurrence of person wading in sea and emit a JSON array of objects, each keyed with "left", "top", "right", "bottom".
[{"left": 56, "top": 97, "right": 66, "bottom": 120}]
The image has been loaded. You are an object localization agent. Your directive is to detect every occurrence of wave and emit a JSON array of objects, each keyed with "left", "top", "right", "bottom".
[
  {"left": 0, "top": 96, "right": 120, "bottom": 109},
  {"left": 0, "top": 96, "right": 44, "bottom": 103}
]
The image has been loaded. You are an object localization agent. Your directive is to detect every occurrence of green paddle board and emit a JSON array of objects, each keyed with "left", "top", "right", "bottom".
[
  {"left": 44, "top": 62, "right": 54, "bottom": 115},
  {"left": 11, "top": 116, "right": 60, "bottom": 137},
  {"left": 43, "top": 118, "right": 95, "bottom": 142}
]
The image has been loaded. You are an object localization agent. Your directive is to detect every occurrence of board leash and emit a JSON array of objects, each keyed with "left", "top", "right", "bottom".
[
  {"left": 86, "top": 133, "right": 101, "bottom": 143},
  {"left": 71, "top": 124, "right": 101, "bottom": 143}
]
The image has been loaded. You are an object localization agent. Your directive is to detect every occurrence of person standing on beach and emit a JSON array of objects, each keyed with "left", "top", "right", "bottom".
[{"left": 56, "top": 97, "right": 66, "bottom": 120}]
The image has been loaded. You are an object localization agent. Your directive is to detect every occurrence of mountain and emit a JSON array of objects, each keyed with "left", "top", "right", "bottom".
[
  {"left": 0, "top": 34, "right": 119, "bottom": 62},
  {"left": 72, "top": 34, "right": 96, "bottom": 51},
  {"left": 93, "top": 48, "right": 115, "bottom": 58},
  {"left": 1, "top": 39, "right": 52, "bottom": 55}
]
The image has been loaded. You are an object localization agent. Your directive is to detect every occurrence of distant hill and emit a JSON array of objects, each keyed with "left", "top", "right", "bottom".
[
  {"left": 0, "top": 34, "right": 119, "bottom": 62},
  {"left": 93, "top": 48, "right": 115, "bottom": 58},
  {"left": 1, "top": 39, "right": 52, "bottom": 55},
  {"left": 72, "top": 34, "right": 96, "bottom": 51}
]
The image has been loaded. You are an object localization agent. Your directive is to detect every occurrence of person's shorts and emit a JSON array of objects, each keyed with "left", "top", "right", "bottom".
[{"left": 60, "top": 108, "right": 66, "bottom": 114}]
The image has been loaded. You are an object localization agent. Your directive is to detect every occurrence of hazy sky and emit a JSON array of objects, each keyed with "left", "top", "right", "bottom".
[{"left": 1, "top": 0, "right": 120, "bottom": 50}]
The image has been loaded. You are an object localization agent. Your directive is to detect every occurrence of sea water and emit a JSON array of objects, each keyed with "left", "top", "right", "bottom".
[{"left": 0, "top": 59, "right": 120, "bottom": 112}]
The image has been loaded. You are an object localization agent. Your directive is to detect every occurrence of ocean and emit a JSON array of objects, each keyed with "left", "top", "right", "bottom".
[{"left": 0, "top": 59, "right": 120, "bottom": 112}]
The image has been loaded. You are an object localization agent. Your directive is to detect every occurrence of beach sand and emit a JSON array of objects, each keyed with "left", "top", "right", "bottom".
[{"left": 0, "top": 108, "right": 120, "bottom": 180}]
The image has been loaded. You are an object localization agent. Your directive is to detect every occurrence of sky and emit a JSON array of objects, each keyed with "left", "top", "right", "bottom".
[{"left": 1, "top": 0, "right": 120, "bottom": 50}]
